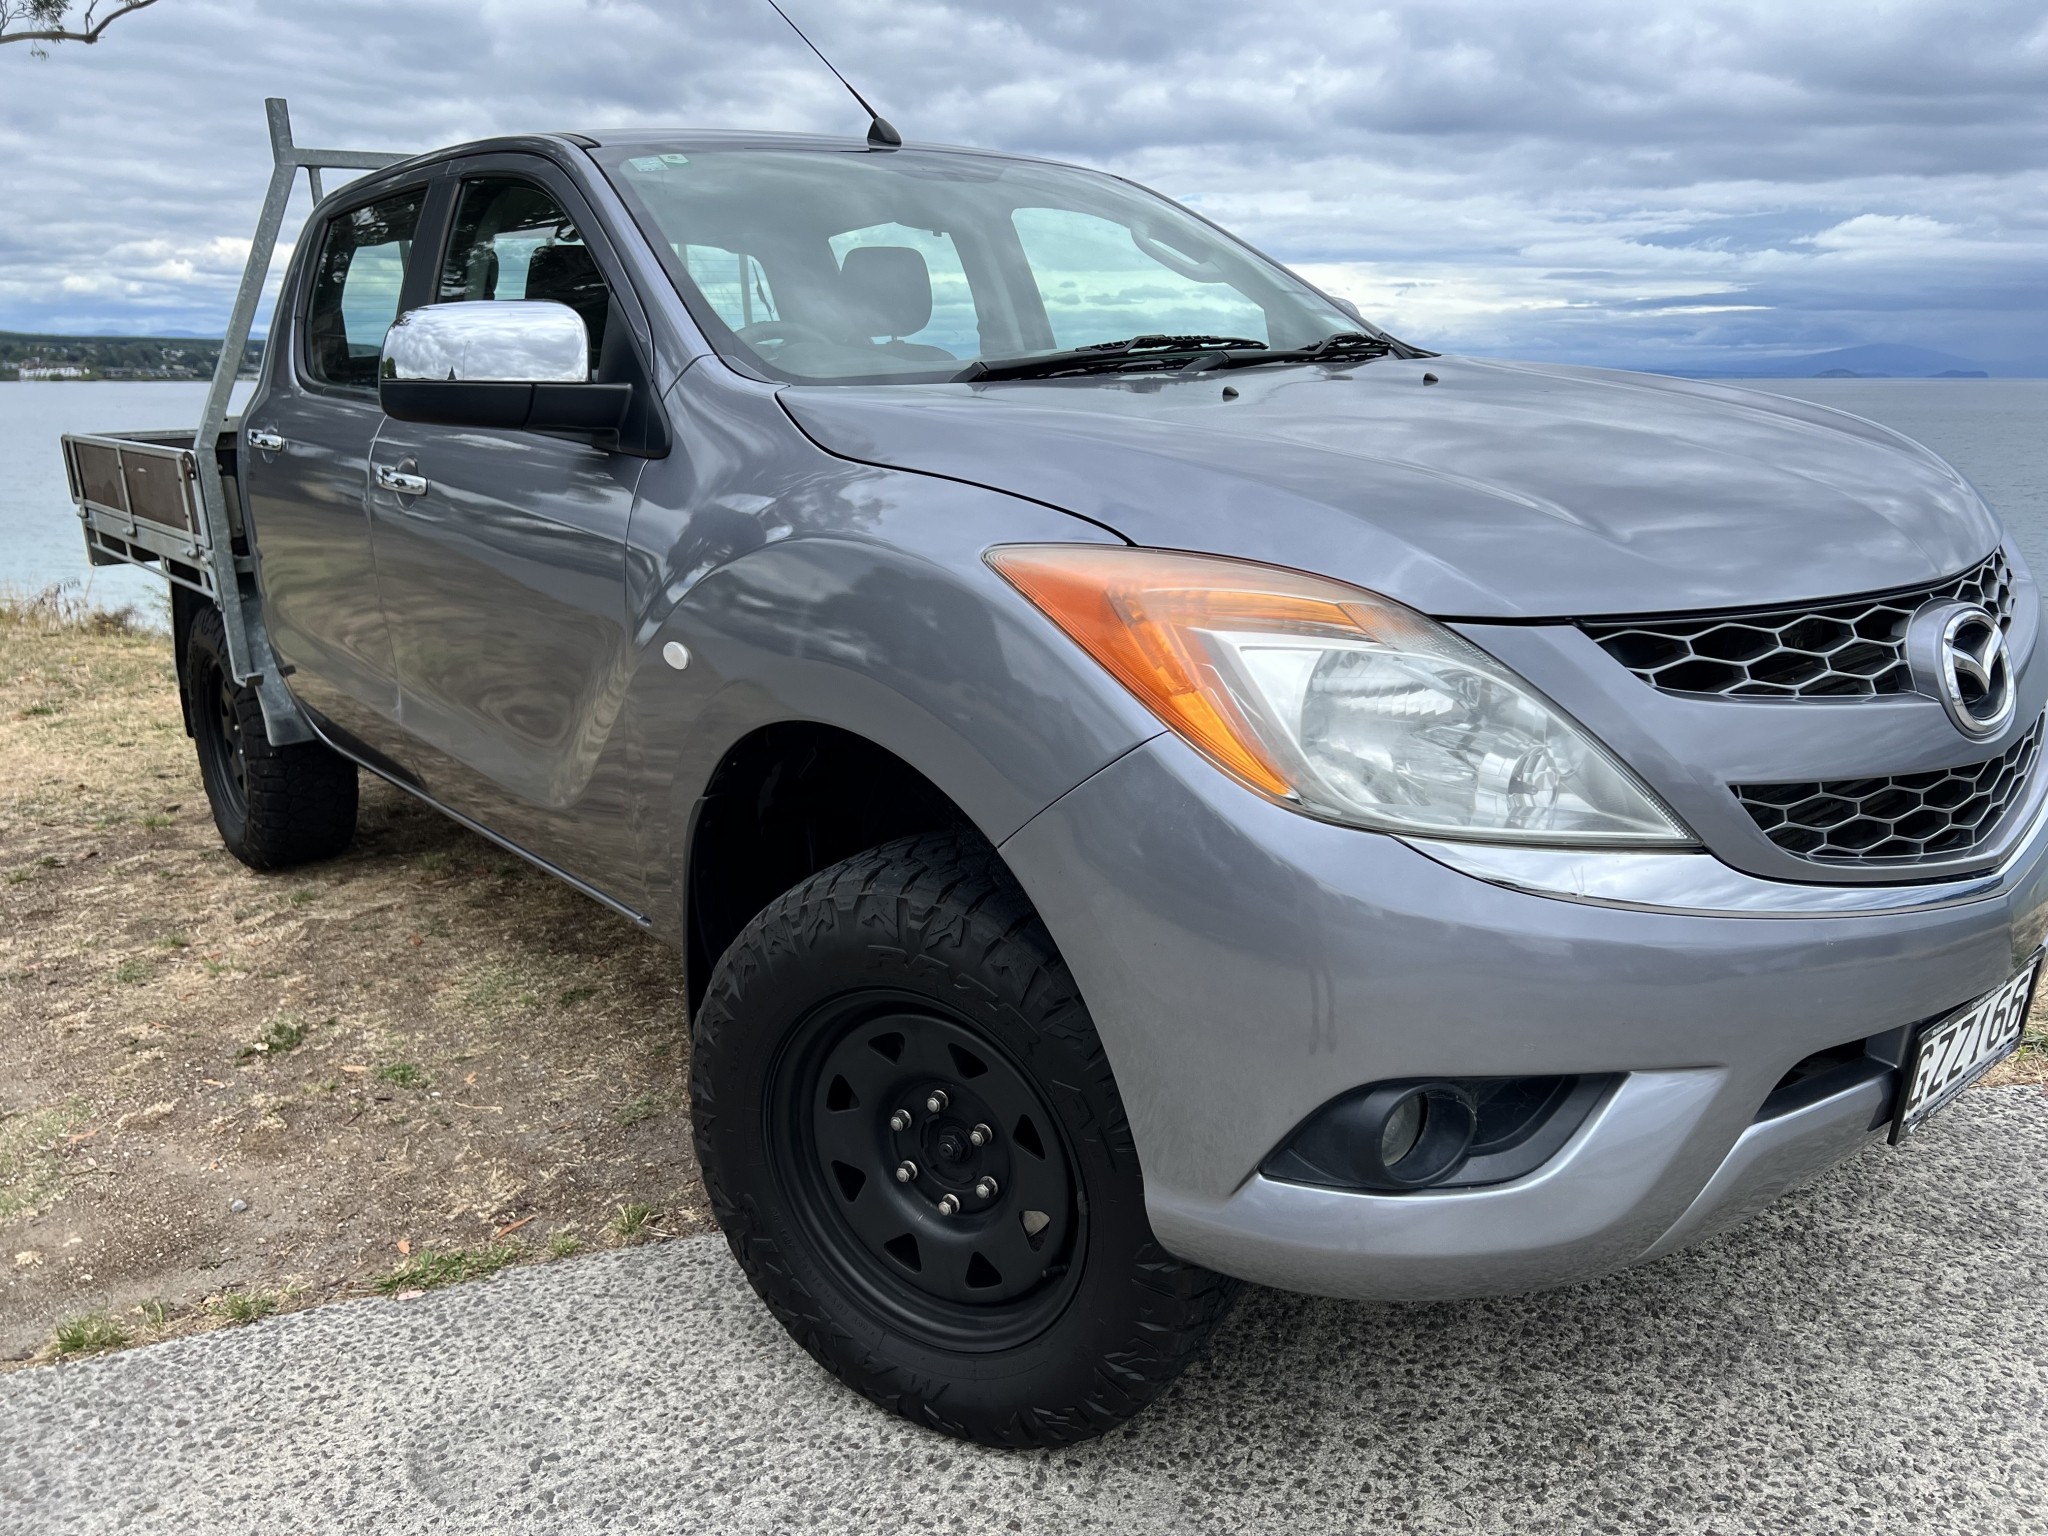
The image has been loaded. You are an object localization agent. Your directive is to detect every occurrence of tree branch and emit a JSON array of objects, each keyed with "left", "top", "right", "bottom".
[{"left": 0, "top": 0, "right": 162, "bottom": 48}]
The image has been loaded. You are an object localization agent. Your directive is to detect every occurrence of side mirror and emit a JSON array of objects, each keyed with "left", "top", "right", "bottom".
[{"left": 378, "top": 301, "right": 631, "bottom": 436}]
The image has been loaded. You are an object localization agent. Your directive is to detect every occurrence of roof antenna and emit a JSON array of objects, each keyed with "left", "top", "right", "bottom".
[{"left": 762, "top": 0, "right": 902, "bottom": 148}]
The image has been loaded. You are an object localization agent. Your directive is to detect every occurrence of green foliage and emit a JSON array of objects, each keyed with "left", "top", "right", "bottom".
[
  {"left": 375, "top": 1242, "right": 521, "bottom": 1295},
  {"left": 53, "top": 1313, "right": 130, "bottom": 1355}
]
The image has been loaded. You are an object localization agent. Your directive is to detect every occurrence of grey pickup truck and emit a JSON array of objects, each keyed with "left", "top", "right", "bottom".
[{"left": 64, "top": 101, "right": 2045, "bottom": 1445}]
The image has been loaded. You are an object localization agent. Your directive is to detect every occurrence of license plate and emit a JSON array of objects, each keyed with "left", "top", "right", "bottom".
[{"left": 1892, "top": 951, "right": 2041, "bottom": 1142}]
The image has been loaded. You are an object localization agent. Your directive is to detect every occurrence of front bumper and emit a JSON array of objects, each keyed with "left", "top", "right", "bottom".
[{"left": 998, "top": 734, "right": 2048, "bottom": 1301}]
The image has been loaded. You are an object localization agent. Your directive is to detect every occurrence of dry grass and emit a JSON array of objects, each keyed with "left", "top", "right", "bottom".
[
  {"left": 0, "top": 584, "right": 152, "bottom": 639},
  {"left": 2, "top": 615, "right": 709, "bottom": 1368}
]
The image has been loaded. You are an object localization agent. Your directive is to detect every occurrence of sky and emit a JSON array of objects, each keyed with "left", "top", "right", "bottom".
[{"left": 1, "top": 0, "right": 2044, "bottom": 372}]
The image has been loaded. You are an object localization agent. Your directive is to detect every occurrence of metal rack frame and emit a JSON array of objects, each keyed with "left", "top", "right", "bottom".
[{"left": 61, "top": 98, "right": 405, "bottom": 743}]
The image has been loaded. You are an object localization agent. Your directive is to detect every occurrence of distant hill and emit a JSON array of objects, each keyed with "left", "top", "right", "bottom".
[
  {"left": 1673, "top": 343, "right": 1998, "bottom": 379},
  {"left": 0, "top": 331, "right": 264, "bottom": 382}
]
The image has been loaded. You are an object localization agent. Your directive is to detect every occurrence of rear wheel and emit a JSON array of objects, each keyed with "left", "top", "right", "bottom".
[
  {"left": 185, "top": 606, "right": 357, "bottom": 870},
  {"left": 691, "top": 831, "right": 1238, "bottom": 1445}
]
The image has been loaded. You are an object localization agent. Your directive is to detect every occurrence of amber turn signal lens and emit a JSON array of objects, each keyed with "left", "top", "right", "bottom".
[{"left": 986, "top": 545, "right": 1388, "bottom": 800}]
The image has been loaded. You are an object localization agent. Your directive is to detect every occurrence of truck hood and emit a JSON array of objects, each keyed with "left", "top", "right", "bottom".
[{"left": 778, "top": 356, "right": 2001, "bottom": 618}]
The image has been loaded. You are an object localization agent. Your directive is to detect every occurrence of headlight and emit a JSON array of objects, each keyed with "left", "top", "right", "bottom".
[{"left": 988, "top": 545, "right": 1693, "bottom": 846}]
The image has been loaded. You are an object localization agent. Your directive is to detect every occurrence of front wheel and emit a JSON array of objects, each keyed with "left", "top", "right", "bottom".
[
  {"left": 185, "top": 606, "right": 358, "bottom": 871},
  {"left": 691, "top": 832, "right": 1238, "bottom": 1445}
]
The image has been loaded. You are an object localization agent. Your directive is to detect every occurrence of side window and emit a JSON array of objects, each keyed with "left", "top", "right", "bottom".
[
  {"left": 305, "top": 190, "right": 422, "bottom": 389},
  {"left": 438, "top": 177, "right": 611, "bottom": 373},
  {"left": 682, "top": 244, "right": 779, "bottom": 332},
  {"left": 1011, "top": 206, "right": 1268, "bottom": 350},
  {"left": 826, "top": 223, "right": 977, "bottom": 357}
]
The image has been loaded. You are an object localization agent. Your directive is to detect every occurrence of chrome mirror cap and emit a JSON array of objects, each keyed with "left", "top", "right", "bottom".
[{"left": 380, "top": 301, "right": 590, "bottom": 384}]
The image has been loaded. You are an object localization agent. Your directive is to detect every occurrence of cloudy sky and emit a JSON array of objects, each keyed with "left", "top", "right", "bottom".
[{"left": 2, "top": 0, "right": 2044, "bottom": 371}]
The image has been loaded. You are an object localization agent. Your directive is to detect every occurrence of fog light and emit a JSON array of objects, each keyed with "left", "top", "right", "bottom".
[
  {"left": 1260, "top": 1074, "right": 1617, "bottom": 1193},
  {"left": 1356, "top": 1081, "right": 1477, "bottom": 1188}
]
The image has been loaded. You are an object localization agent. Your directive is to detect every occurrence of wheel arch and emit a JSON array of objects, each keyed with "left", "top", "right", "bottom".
[{"left": 683, "top": 721, "right": 982, "bottom": 1011}]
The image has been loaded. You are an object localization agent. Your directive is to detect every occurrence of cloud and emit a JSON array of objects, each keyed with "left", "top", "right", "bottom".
[{"left": 0, "top": 0, "right": 2042, "bottom": 369}]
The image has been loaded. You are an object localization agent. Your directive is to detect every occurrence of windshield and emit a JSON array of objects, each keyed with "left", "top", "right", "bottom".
[{"left": 595, "top": 143, "right": 1380, "bottom": 385}]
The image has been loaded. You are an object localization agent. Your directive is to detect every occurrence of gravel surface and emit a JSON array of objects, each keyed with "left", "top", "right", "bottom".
[{"left": 5, "top": 1088, "right": 2046, "bottom": 1535}]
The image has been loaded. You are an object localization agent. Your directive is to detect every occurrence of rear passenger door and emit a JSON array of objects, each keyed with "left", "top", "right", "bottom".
[
  {"left": 367, "top": 157, "right": 650, "bottom": 892},
  {"left": 246, "top": 185, "right": 429, "bottom": 756}
]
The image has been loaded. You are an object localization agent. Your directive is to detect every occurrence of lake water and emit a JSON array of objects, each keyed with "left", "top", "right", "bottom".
[
  {"left": 0, "top": 381, "right": 252, "bottom": 622},
  {"left": 2, "top": 377, "right": 2044, "bottom": 624}
]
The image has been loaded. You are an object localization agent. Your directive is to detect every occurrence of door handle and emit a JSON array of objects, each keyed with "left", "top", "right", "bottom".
[
  {"left": 376, "top": 464, "right": 429, "bottom": 497},
  {"left": 245, "top": 427, "right": 285, "bottom": 453}
]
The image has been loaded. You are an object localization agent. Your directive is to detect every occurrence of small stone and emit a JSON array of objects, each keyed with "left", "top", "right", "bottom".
[{"left": 229, "top": 1198, "right": 248, "bottom": 1214}]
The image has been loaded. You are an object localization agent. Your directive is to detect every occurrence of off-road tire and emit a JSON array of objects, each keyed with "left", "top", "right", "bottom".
[
  {"left": 185, "top": 606, "right": 357, "bottom": 870},
  {"left": 691, "top": 831, "right": 1239, "bottom": 1446}
]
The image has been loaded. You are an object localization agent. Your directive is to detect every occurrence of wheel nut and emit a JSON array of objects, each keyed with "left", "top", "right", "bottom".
[
  {"left": 888, "top": 1110, "right": 911, "bottom": 1132},
  {"left": 937, "top": 1194, "right": 960, "bottom": 1216},
  {"left": 894, "top": 1160, "right": 917, "bottom": 1183},
  {"left": 974, "top": 1177, "right": 999, "bottom": 1200},
  {"left": 926, "top": 1089, "right": 950, "bottom": 1113},
  {"left": 969, "top": 1123, "right": 992, "bottom": 1147}
]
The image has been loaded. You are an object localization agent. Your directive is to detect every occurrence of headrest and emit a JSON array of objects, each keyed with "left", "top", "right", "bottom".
[
  {"left": 839, "top": 245, "right": 932, "bottom": 339},
  {"left": 525, "top": 242, "right": 603, "bottom": 305}
]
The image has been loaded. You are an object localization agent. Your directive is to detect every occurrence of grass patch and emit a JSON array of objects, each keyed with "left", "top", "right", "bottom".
[
  {"left": 374, "top": 1241, "right": 521, "bottom": 1295},
  {"left": 0, "top": 1106, "right": 75, "bottom": 1223},
  {"left": 240, "top": 1014, "right": 311, "bottom": 1060},
  {"left": 609, "top": 1202, "right": 658, "bottom": 1241},
  {"left": 616, "top": 1093, "right": 664, "bottom": 1128},
  {"left": 375, "top": 1061, "right": 427, "bottom": 1089},
  {"left": 52, "top": 1312, "right": 131, "bottom": 1356},
  {"left": 461, "top": 961, "right": 543, "bottom": 1014},
  {"left": 0, "top": 584, "right": 148, "bottom": 636},
  {"left": 558, "top": 984, "right": 598, "bottom": 1007},
  {"left": 287, "top": 888, "right": 316, "bottom": 907},
  {"left": 210, "top": 1290, "right": 281, "bottom": 1324},
  {"left": 546, "top": 1233, "right": 581, "bottom": 1259},
  {"left": 153, "top": 933, "right": 190, "bottom": 950},
  {"left": 113, "top": 958, "right": 150, "bottom": 985},
  {"left": 138, "top": 811, "right": 173, "bottom": 830}
]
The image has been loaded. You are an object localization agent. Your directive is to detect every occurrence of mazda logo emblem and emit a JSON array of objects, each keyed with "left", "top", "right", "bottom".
[{"left": 1909, "top": 601, "right": 2014, "bottom": 739}]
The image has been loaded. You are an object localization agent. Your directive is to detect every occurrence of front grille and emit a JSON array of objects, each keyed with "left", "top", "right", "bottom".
[
  {"left": 1734, "top": 714, "right": 2043, "bottom": 863},
  {"left": 1583, "top": 550, "right": 2014, "bottom": 699}
]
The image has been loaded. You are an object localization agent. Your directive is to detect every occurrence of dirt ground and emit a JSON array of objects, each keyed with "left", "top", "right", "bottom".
[
  {"left": 2, "top": 604, "right": 710, "bottom": 1365},
  {"left": 4, "top": 600, "right": 2046, "bottom": 1368}
]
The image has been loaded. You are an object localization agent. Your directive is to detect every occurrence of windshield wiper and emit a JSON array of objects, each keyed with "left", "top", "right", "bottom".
[
  {"left": 957, "top": 331, "right": 1399, "bottom": 384},
  {"left": 1225, "top": 331, "right": 1396, "bottom": 371},
  {"left": 956, "top": 335, "right": 1269, "bottom": 383}
]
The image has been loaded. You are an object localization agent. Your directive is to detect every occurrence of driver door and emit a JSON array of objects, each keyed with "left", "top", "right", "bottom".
[{"left": 367, "top": 159, "right": 650, "bottom": 894}]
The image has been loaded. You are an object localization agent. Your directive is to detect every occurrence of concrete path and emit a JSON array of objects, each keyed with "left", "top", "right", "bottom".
[{"left": 5, "top": 1089, "right": 2047, "bottom": 1535}]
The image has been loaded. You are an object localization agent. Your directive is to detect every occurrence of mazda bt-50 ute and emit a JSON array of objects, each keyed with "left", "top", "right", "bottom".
[{"left": 61, "top": 100, "right": 2045, "bottom": 1446}]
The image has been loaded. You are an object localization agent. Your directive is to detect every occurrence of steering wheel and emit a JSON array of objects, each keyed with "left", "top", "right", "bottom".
[{"left": 736, "top": 320, "right": 836, "bottom": 348}]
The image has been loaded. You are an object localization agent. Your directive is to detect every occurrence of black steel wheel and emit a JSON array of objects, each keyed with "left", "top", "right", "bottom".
[
  {"left": 770, "top": 992, "right": 1083, "bottom": 1351},
  {"left": 185, "top": 605, "right": 358, "bottom": 871},
  {"left": 692, "top": 831, "right": 1240, "bottom": 1446}
]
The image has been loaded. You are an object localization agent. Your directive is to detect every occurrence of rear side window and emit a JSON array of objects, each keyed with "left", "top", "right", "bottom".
[
  {"left": 438, "top": 177, "right": 612, "bottom": 373},
  {"left": 304, "top": 191, "right": 422, "bottom": 390}
]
